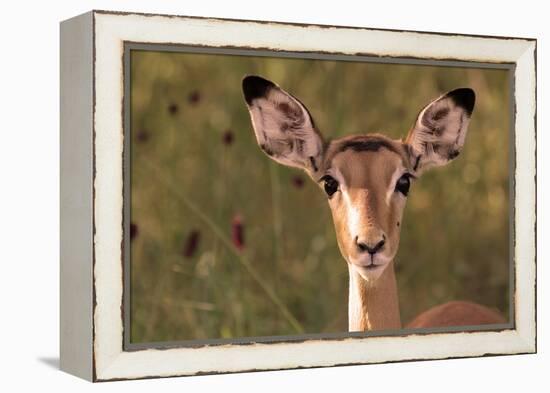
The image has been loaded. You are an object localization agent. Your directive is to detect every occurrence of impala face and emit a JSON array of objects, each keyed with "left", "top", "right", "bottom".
[
  {"left": 242, "top": 75, "right": 475, "bottom": 282},
  {"left": 321, "top": 136, "right": 413, "bottom": 280}
]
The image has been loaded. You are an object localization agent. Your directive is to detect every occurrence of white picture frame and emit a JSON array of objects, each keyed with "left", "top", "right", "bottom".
[{"left": 60, "top": 10, "right": 536, "bottom": 382}]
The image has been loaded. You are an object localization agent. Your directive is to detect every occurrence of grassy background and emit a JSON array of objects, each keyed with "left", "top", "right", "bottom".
[{"left": 129, "top": 50, "right": 510, "bottom": 343}]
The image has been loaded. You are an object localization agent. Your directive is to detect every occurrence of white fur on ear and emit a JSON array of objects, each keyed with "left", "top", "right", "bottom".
[
  {"left": 406, "top": 88, "right": 475, "bottom": 173},
  {"left": 242, "top": 75, "right": 324, "bottom": 174}
]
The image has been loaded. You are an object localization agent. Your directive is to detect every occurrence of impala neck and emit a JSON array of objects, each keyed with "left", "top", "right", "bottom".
[{"left": 348, "top": 261, "right": 402, "bottom": 331}]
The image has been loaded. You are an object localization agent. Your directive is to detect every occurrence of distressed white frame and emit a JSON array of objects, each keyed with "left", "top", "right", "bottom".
[{"left": 61, "top": 10, "right": 536, "bottom": 382}]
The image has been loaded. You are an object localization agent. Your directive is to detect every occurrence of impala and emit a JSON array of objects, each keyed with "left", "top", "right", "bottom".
[{"left": 242, "top": 75, "right": 505, "bottom": 331}]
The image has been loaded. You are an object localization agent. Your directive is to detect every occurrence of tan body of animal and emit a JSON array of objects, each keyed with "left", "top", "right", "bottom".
[{"left": 242, "top": 75, "right": 505, "bottom": 331}]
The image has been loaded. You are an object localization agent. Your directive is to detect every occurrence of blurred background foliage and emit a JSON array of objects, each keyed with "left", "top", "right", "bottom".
[{"left": 130, "top": 49, "right": 510, "bottom": 343}]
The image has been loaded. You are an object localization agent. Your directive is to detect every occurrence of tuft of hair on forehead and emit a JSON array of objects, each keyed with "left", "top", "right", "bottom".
[
  {"left": 338, "top": 136, "right": 400, "bottom": 154},
  {"left": 324, "top": 134, "right": 409, "bottom": 166}
]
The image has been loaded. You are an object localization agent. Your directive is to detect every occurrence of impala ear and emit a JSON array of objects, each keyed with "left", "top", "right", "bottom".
[
  {"left": 405, "top": 88, "right": 475, "bottom": 174},
  {"left": 242, "top": 75, "right": 325, "bottom": 175}
]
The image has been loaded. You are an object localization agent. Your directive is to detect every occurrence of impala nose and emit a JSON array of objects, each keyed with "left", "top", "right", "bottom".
[{"left": 355, "top": 235, "right": 386, "bottom": 255}]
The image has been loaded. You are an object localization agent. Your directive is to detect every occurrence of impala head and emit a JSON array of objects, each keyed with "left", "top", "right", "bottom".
[{"left": 242, "top": 75, "right": 475, "bottom": 282}]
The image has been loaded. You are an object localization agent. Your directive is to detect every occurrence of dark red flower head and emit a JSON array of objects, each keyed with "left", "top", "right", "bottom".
[
  {"left": 188, "top": 90, "right": 201, "bottom": 105},
  {"left": 130, "top": 222, "right": 138, "bottom": 241},
  {"left": 231, "top": 215, "right": 245, "bottom": 251},
  {"left": 182, "top": 230, "right": 201, "bottom": 258},
  {"left": 222, "top": 129, "right": 234, "bottom": 146},
  {"left": 136, "top": 129, "right": 150, "bottom": 143},
  {"left": 168, "top": 103, "right": 179, "bottom": 115},
  {"left": 292, "top": 175, "right": 305, "bottom": 189}
]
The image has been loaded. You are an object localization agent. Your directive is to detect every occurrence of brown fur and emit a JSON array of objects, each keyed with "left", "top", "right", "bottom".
[{"left": 406, "top": 301, "right": 506, "bottom": 328}]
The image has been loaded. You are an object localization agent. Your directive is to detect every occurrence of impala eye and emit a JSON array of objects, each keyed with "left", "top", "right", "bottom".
[
  {"left": 395, "top": 174, "right": 411, "bottom": 196},
  {"left": 321, "top": 175, "right": 339, "bottom": 198}
]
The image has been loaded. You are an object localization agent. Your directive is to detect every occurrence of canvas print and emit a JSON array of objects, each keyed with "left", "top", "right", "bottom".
[{"left": 128, "top": 49, "right": 511, "bottom": 344}]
